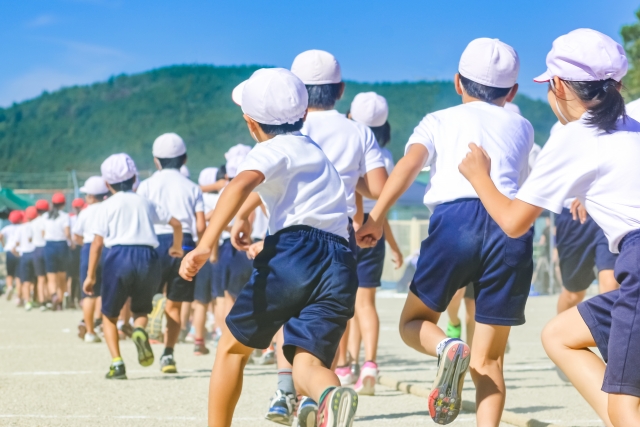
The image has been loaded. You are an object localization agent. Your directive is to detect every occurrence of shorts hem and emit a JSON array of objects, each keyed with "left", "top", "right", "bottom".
[
  {"left": 410, "top": 288, "right": 447, "bottom": 313},
  {"left": 562, "top": 282, "right": 593, "bottom": 293},
  {"left": 226, "top": 320, "right": 264, "bottom": 349},
  {"left": 358, "top": 281, "right": 381, "bottom": 288},
  {"left": 602, "top": 384, "right": 640, "bottom": 398},
  {"left": 577, "top": 302, "right": 608, "bottom": 358},
  {"left": 474, "top": 314, "right": 525, "bottom": 327},
  {"left": 283, "top": 338, "right": 334, "bottom": 369}
]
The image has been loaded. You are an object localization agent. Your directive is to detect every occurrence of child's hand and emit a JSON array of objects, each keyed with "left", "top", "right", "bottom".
[
  {"left": 230, "top": 218, "right": 252, "bottom": 251},
  {"left": 391, "top": 247, "right": 404, "bottom": 269},
  {"left": 459, "top": 143, "right": 491, "bottom": 182},
  {"left": 570, "top": 199, "right": 588, "bottom": 224},
  {"left": 356, "top": 218, "right": 383, "bottom": 248},
  {"left": 247, "top": 241, "right": 264, "bottom": 259},
  {"left": 168, "top": 245, "right": 184, "bottom": 258},
  {"left": 83, "top": 276, "right": 95, "bottom": 296},
  {"left": 179, "top": 247, "right": 210, "bottom": 281}
]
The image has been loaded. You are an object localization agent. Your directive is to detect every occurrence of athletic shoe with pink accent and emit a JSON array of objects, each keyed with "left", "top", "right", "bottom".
[
  {"left": 316, "top": 387, "right": 358, "bottom": 427},
  {"left": 428, "top": 339, "right": 470, "bottom": 425},
  {"left": 353, "top": 361, "right": 378, "bottom": 395},
  {"left": 334, "top": 366, "right": 355, "bottom": 386}
]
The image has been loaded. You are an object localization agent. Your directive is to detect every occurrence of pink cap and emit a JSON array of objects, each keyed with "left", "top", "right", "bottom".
[
  {"left": 25, "top": 206, "right": 38, "bottom": 220},
  {"left": 52, "top": 192, "right": 66, "bottom": 205},
  {"left": 35, "top": 200, "right": 49, "bottom": 211}
]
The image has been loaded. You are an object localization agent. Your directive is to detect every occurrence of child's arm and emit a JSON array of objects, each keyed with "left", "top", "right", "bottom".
[
  {"left": 353, "top": 192, "right": 364, "bottom": 231},
  {"left": 459, "top": 143, "right": 543, "bottom": 237},
  {"left": 168, "top": 217, "right": 184, "bottom": 258},
  {"left": 356, "top": 167, "right": 388, "bottom": 200},
  {"left": 382, "top": 219, "right": 403, "bottom": 269},
  {"left": 200, "top": 179, "right": 227, "bottom": 194},
  {"left": 356, "top": 144, "right": 428, "bottom": 247},
  {"left": 570, "top": 199, "right": 587, "bottom": 224},
  {"left": 195, "top": 211, "right": 206, "bottom": 241},
  {"left": 180, "top": 171, "right": 264, "bottom": 281},
  {"left": 73, "top": 234, "right": 83, "bottom": 246},
  {"left": 64, "top": 226, "right": 75, "bottom": 250},
  {"left": 230, "top": 192, "right": 262, "bottom": 252},
  {"left": 83, "top": 235, "right": 104, "bottom": 296}
]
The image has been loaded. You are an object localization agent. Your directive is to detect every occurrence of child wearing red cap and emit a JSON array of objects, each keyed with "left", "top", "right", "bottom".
[
  {"left": 2, "top": 211, "right": 23, "bottom": 302},
  {"left": 31, "top": 200, "right": 50, "bottom": 309},
  {"left": 67, "top": 198, "right": 86, "bottom": 308},
  {"left": 15, "top": 207, "right": 38, "bottom": 310},
  {"left": 44, "top": 192, "right": 74, "bottom": 310}
]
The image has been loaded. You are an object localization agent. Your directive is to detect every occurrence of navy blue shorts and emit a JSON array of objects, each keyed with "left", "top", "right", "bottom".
[
  {"left": 101, "top": 245, "right": 160, "bottom": 318},
  {"left": 578, "top": 230, "right": 640, "bottom": 397},
  {"left": 227, "top": 225, "right": 358, "bottom": 368},
  {"left": 213, "top": 239, "right": 253, "bottom": 299},
  {"left": 156, "top": 233, "right": 196, "bottom": 303},
  {"left": 356, "top": 213, "right": 386, "bottom": 288},
  {"left": 556, "top": 208, "right": 618, "bottom": 292},
  {"left": 19, "top": 252, "right": 36, "bottom": 284},
  {"left": 410, "top": 199, "right": 533, "bottom": 326},
  {"left": 194, "top": 260, "right": 214, "bottom": 304},
  {"left": 44, "top": 241, "right": 69, "bottom": 274},
  {"left": 80, "top": 243, "right": 102, "bottom": 299},
  {"left": 6, "top": 251, "right": 18, "bottom": 277},
  {"left": 33, "top": 247, "right": 46, "bottom": 277}
]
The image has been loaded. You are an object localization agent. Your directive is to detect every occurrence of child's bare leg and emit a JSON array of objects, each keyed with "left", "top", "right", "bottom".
[
  {"left": 347, "top": 311, "right": 362, "bottom": 363},
  {"left": 56, "top": 272, "right": 67, "bottom": 302},
  {"left": 94, "top": 297, "right": 102, "bottom": 319},
  {"left": 464, "top": 298, "right": 476, "bottom": 345},
  {"left": 132, "top": 313, "right": 148, "bottom": 329},
  {"left": 164, "top": 300, "right": 182, "bottom": 348},
  {"left": 193, "top": 301, "right": 207, "bottom": 341},
  {"left": 469, "top": 323, "right": 510, "bottom": 427},
  {"left": 542, "top": 307, "right": 612, "bottom": 426},
  {"left": 355, "top": 287, "right": 379, "bottom": 361},
  {"left": 447, "top": 288, "right": 464, "bottom": 327},
  {"left": 292, "top": 349, "right": 340, "bottom": 402},
  {"left": 557, "top": 288, "right": 587, "bottom": 313},
  {"left": 46, "top": 273, "right": 56, "bottom": 299},
  {"left": 335, "top": 319, "right": 351, "bottom": 366},
  {"left": 598, "top": 270, "right": 618, "bottom": 294},
  {"left": 399, "top": 292, "right": 445, "bottom": 357},
  {"left": 208, "top": 331, "right": 254, "bottom": 427},
  {"left": 214, "top": 297, "right": 225, "bottom": 333},
  {"left": 608, "top": 394, "right": 640, "bottom": 426},
  {"left": 102, "top": 315, "right": 121, "bottom": 359},
  {"left": 83, "top": 297, "right": 97, "bottom": 334}
]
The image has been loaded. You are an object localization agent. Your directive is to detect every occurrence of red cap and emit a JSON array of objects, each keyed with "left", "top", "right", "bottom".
[
  {"left": 52, "top": 192, "right": 66, "bottom": 205},
  {"left": 8, "top": 210, "right": 23, "bottom": 224},
  {"left": 25, "top": 206, "right": 38, "bottom": 220},
  {"left": 35, "top": 200, "right": 50, "bottom": 211},
  {"left": 72, "top": 198, "right": 85, "bottom": 209}
]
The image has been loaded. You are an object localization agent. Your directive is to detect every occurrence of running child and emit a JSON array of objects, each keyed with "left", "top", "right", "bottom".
[
  {"left": 137, "top": 133, "right": 206, "bottom": 374},
  {"left": 180, "top": 68, "right": 359, "bottom": 427},
  {"left": 67, "top": 198, "right": 85, "bottom": 307},
  {"left": 83, "top": 153, "right": 184, "bottom": 379},
  {"left": 31, "top": 200, "right": 49, "bottom": 309},
  {"left": 43, "top": 192, "right": 73, "bottom": 310},
  {"left": 1, "top": 210, "right": 22, "bottom": 301},
  {"left": 357, "top": 38, "right": 532, "bottom": 425},
  {"left": 15, "top": 207, "right": 38, "bottom": 310},
  {"left": 461, "top": 29, "right": 637, "bottom": 427},
  {"left": 73, "top": 176, "right": 110, "bottom": 343}
]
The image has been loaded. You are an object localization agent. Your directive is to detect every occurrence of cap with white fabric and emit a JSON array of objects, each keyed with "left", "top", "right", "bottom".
[
  {"left": 198, "top": 167, "right": 219, "bottom": 186},
  {"left": 291, "top": 50, "right": 342, "bottom": 85},
  {"left": 231, "top": 68, "right": 308, "bottom": 126},
  {"left": 180, "top": 165, "right": 190, "bottom": 178},
  {"left": 101, "top": 153, "right": 138, "bottom": 185},
  {"left": 225, "top": 144, "right": 252, "bottom": 178},
  {"left": 534, "top": 29, "right": 627, "bottom": 83},
  {"left": 459, "top": 38, "right": 519, "bottom": 88},
  {"left": 153, "top": 133, "right": 187, "bottom": 158},
  {"left": 80, "top": 176, "right": 109, "bottom": 195},
  {"left": 351, "top": 92, "right": 389, "bottom": 127},
  {"left": 504, "top": 102, "right": 521, "bottom": 115}
]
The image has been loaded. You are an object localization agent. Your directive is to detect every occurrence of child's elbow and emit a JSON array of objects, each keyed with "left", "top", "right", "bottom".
[{"left": 502, "top": 219, "right": 530, "bottom": 239}]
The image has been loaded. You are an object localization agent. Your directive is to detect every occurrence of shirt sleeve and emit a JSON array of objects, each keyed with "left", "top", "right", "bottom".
[
  {"left": 90, "top": 206, "right": 109, "bottom": 238},
  {"left": 516, "top": 128, "right": 596, "bottom": 214},
  {"left": 359, "top": 125, "right": 386, "bottom": 177},
  {"left": 136, "top": 180, "right": 148, "bottom": 198},
  {"left": 405, "top": 113, "right": 437, "bottom": 167},
  {"left": 237, "top": 145, "right": 285, "bottom": 184},
  {"left": 194, "top": 187, "right": 204, "bottom": 213},
  {"left": 73, "top": 212, "right": 85, "bottom": 236}
]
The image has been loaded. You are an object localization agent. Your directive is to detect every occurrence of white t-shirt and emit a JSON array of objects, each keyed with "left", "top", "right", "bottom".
[
  {"left": 30, "top": 216, "right": 46, "bottom": 248},
  {"left": 626, "top": 98, "right": 640, "bottom": 121},
  {"left": 15, "top": 223, "right": 35, "bottom": 254},
  {"left": 43, "top": 211, "right": 70, "bottom": 242},
  {"left": 2, "top": 224, "right": 18, "bottom": 252},
  {"left": 251, "top": 208, "right": 269, "bottom": 240},
  {"left": 363, "top": 148, "right": 395, "bottom": 213},
  {"left": 137, "top": 168, "right": 204, "bottom": 237},
  {"left": 301, "top": 110, "right": 385, "bottom": 217},
  {"left": 73, "top": 203, "right": 103, "bottom": 244},
  {"left": 517, "top": 115, "right": 640, "bottom": 253},
  {"left": 91, "top": 191, "right": 171, "bottom": 248},
  {"left": 202, "top": 192, "right": 220, "bottom": 216},
  {"left": 406, "top": 102, "right": 534, "bottom": 212},
  {"left": 237, "top": 133, "right": 349, "bottom": 239}
]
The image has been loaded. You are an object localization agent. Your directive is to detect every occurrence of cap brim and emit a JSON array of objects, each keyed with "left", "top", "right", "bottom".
[
  {"left": 533, "top": 71, "right": 551, "bottom": 83},
  {"left": 79, "top": 186, "right": 87, "bottom": 194},
  {"left": 231, "top": 81, "right": 246, "bottom": 106}
]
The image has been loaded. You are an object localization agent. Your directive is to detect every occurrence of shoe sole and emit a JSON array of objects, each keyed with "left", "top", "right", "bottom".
[
  {"left": 132, "top": 329, "right": 154, "bottom": 367},
  {"left": 265, "top": 412, "right": 293, "bottom": 426},
  {"left": 194, "top": 350, "right": 210, "bottom": 356},
  {"left": 321, "top": 388, "right": 358, "bottom": 427},
  {"left": 161, "top": 365, "right": 177, "bottom": 374},
  {"left": 106, "top": 374, "right": 128, "bottom": 380},
  {"left": 428, "top": 341, "right": 470, "bottom": 425},
  {"left": 146, "top": 294, "right": 166, "bottom": 340},
  {"left": 297, "top": 405, "right": 317, "bottom": 427}
]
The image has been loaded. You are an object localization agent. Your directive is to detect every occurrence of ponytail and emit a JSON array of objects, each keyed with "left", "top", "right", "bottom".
[
  {"left": 564, "top": 79, "right": 626, "bottom": 133},
  {"left": 49, "top": 203, "right": 62, "bottom": 220}
]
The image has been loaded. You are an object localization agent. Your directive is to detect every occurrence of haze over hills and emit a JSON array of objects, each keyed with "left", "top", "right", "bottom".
[{"left": 0, "top": 65, "right": 557, "bottom": 174}]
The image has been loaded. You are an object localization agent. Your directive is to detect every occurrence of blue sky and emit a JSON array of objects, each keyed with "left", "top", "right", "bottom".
[{"left": 0, "top": 0, "right": 637, "bottom": 106}]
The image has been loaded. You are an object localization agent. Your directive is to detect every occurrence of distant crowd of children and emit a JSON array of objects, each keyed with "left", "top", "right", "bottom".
[{"left": 2, "top": 27, "right": 640, "bottom": 427}]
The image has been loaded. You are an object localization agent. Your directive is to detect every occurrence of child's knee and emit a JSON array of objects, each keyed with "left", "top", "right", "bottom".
[
  {"left": 608, "top": 395, "right": 640, "bottom": 427},
  {"left": 541, "top": 317, "right": 565, "bottom": 355}
]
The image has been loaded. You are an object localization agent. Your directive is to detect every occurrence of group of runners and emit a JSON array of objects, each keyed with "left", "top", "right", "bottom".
[{"left": 2, "top": 27, "right": 640, "bottom": 427}]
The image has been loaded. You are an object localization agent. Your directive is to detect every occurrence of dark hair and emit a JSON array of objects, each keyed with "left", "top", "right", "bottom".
[
  {"left": 91, "top": 193, "right": 110, "bottom": 202},
  {"left": 157, "top": 154, "right": 187, "bottom": 170},
  {"left": 49, "top": 203, "right": 65, "bottom": 220},
  {"left": 459, "top": 74, "right": 512, "bottom": 102},
  {"left": 36, "top": 208, "right": 47, "bottom": 215},
  {"left": 371, "top": 121, "right": 391, "bottom": 147},
  {"left": 216, "top": 165, "right": 226, "bottom": 181},
  {"left": 561, "top": 79, "right": 626, "bottom": 133},
  {"left": 306, "top": 83, "right": 342, "bottom": 109},
  {"left": 258, "top": 118, "right": 304, "bottom": 136},
  {"left": 110, "top": 176, "right": 136, "bottom": 192}
]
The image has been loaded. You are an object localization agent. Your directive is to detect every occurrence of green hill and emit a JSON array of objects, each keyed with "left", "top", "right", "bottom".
[{"left": 0, "top": 65, "right": 557, "bottom": 173}]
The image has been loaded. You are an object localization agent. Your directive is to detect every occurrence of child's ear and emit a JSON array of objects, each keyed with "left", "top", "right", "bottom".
[
  {"left": 506, "top": 83, "right": 519, "bottom": 102},
  {"left": 243, "top": 114, "right": 260, "bottom": 134},
  {"left": 337, "top": 82, "right": 346, "bottom": 100},
  {"left": 454, "top": 74, "right": 464, "bottom": 96}
]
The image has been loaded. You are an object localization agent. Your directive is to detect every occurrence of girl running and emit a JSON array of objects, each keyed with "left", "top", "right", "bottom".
[{"left": 44, "top": 193, "right": 73, "bottom": 310}]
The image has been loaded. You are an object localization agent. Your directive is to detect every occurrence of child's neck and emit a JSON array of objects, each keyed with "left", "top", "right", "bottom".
[
  {"left": 307, "top": 106, "right": 335, "bottom": 113},
  {"left": 461, "top": 94, "right": 507, "bottom": 107}
]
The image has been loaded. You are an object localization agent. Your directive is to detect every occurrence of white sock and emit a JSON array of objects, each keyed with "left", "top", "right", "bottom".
[{"left": 116, "top": 320, "right": 124, "bottom": 329}]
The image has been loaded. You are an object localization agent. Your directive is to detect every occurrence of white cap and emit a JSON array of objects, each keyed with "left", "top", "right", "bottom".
[
  {"left": 79, "top": 176, "right": 109, "bottom": 195},
  {"left": 350, "top": 92, "right": 389, "bottom": 127},
  {"left": 504, "top": 102, "right": 521, "bottom": 115},
  {"left": 232, "top": 68, "right": 308, "bottom": 125},
  {"left": 180, "top": 165, "right": 190, "bottom": 178},
  {"left": 225, "top": 144, "right": 252, "bottom": 178},
  {"left": 291, "top": 50, "right": 342, "bottom": 85},
  {"left": 534, "top": 29, "right": 627, "bottom": 83},
  {"left": 198, "top": 167, "right": 219, "bottom": 186},
  {"left": 459, "top": 38, "right": 519, "bottom": 88},
  {"left": 153, "top": 133, "right": 186, "bottom": 158},
  {"left": 101, "top": 153, "right": 138, "bottom": 185}
]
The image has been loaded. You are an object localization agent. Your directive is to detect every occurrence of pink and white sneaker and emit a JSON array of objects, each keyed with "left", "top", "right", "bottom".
[
  {"left": 317, "top": 387, "right": 358, "bottom": 427},
  {"left": 334, "top": 366, "right": 355, "bottom": 386},
  {"left": 353, "top": 361, "right": 378, "bottom": 395}
]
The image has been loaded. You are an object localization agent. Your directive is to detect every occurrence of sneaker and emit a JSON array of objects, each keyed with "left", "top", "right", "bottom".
[
  {"left": 131, "top": 327, "right": 154, "bottom": 367},
  {"left": 354, "top": 361, "right": 378, "bottom": 396},
  {"left": 43, "top": 302, "right": 52, "bottom": 311},
  {"left": 556, "top": 366, "right": 570, "bottom": 383},
  {"left": 296, "top": 396, "right": 318, "bottom": 427},
  {"left": 178, "top": 328, "right": 189, "bottom": 343},
  {"left": 194, "top": 342, "right": 210, "bottom": 356},
  {"left": 160, "top": 353, "right": 177, "bottom": 374},
  {"left": 265, "top": 389, "right": 296, "bottom": 425},
  {"left": 84, "top": 333, "right": 102, "bottom": 343},
  {"left": 317, "top": 387, "right": 358, "bottom": 427},
  {"left": 334, "top": 366, "right": 355, "bottom": 386},
  {"left": 428, "top": 339, "right": 471, "bottom": 425},
  {"left": 77, "top": 321, "right": 87, "bottom": 340},
  {"left": 25, "top": 302, "right": 33, "bottom": 311},
  {"left": 446, "top": 322, "right": 462, "bottom": 339},
  {"left": 105, "top": 362, "right": 127, "bottom": 379},
  {"left": 14, "top": 297, "right": 23, "bottom": 307},
  {"left": 146, "top": 294, "right": 166, "bottom": 342},
  {"left": 256, "top": 348, "right": 276, "bottom": 365},
  {"left": 350, "top": 362, "right": 360, "bottom": 379}
]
